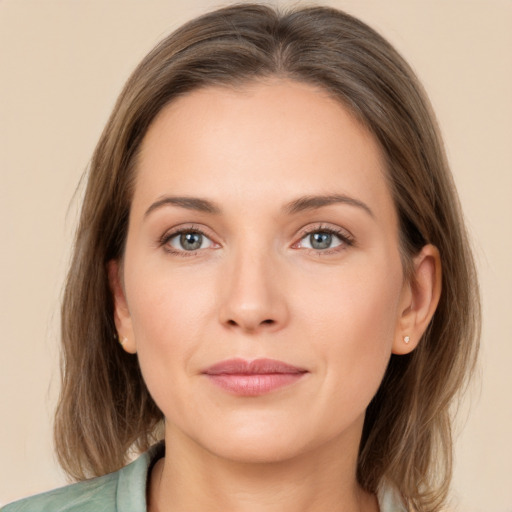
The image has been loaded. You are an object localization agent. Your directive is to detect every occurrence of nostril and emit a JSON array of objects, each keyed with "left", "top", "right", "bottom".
[{"left": 223, "top": 316, "right": 278, "bottom": 330}]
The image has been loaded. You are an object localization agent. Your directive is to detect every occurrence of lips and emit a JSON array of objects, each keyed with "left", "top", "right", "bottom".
[{"left": 203, "top": 358, "right": 308, "bottom": 396}]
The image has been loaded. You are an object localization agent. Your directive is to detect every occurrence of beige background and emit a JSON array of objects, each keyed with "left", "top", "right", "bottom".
[{"left": 1, "top": 0, "right": 511, "bottom": 510}]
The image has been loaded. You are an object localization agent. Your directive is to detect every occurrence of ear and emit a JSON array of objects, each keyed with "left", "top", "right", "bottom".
[
  {"left": 107, "top": 260, "right": 137, "bottom": 354},
  {"left": 392, "top": 244, "right": 442, "bottom": 355}
]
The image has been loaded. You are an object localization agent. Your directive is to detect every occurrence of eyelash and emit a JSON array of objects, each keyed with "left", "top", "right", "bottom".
[
  {"left": 159, "top": 224, "right": 354, "bottom": 257},
  {"left": 294, "top": 225, "right": 355, "bottom": 255},
  {"left": 159, "top": 225, "right": 214, "bottom": 257}
]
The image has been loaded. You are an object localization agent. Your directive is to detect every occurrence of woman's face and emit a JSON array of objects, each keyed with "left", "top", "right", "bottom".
[{"left": 114, "top": 80, "right": 413, "bottom": 463}]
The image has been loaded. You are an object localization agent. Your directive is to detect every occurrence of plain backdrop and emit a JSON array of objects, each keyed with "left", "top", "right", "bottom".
[{"left": 1, "top": 1, "right": 511, "bottom": 510}]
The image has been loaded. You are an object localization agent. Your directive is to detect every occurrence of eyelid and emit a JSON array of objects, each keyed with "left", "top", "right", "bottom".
[
  {"left": 292, "top": 223, "right": 355, "bottom": 251},
  {"left": 159, "top": 224, "right": 221, "bottom": 255},
  {"left": 157, "top": 222, "right": 354, "bottom": 256}
]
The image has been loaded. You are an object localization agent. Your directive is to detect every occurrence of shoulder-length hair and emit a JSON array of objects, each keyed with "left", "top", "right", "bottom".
[{"left": 55, "top": 5, "right": 480, "bottom": 511}]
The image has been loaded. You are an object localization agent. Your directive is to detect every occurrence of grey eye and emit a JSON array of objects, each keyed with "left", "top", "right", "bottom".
[
  {"left": 180, "top": 232, "right": 203, "bottom": 250},
  {"left": 299, "top": 231, "right": 343, "bottom": 250},
  {"left": 168, "top": 231, "right": 213, "bottom": 251},
  {"left": 310, "top": 232, "right": 333, "bottom": 249}
]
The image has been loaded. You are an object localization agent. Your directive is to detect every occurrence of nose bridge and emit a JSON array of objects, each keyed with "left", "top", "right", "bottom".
[{"left": 219, "top": 237, "right": 288, "bottom": 332}]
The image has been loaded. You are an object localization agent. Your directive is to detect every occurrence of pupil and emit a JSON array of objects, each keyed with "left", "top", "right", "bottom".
[
  {"left": 180, "top": 232, "right": 202, "bottom": 250},
  {"left": 311, "top": 232, "right": 332, "bottom": 249}
]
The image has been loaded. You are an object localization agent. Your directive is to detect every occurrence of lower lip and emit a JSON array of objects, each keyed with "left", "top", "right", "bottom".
[{"left": 205, "top": 373, "right": 306, "bottom": 396}]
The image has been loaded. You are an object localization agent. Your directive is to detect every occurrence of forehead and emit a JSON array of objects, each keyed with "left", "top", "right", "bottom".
[{"left": 133, "top": 79, "right": 394, "bottom": 221}]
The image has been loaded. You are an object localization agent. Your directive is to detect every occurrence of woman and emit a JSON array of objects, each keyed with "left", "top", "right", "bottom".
[{"left": 3, "top": 4, "right": 479, "bottom": 512}]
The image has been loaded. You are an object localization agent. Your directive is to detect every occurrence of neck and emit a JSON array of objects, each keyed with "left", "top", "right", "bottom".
[{"left": 148, "top": 422, "right": 378, "bottom": 512}]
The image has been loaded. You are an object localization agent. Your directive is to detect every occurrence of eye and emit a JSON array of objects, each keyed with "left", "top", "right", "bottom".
[
  {"left": 166, "top": 230, "right": 215, "bottom": 252},
  {"left": 295, "top": 227, "right": 353, "bottom": 252},
  {"left": 300, "top": 231, "right": 342, "bottom": 250}
]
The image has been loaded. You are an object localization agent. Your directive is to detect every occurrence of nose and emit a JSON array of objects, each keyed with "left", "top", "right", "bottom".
[{"left": 218, "top": 247, "right": 289, "bottom": 334}]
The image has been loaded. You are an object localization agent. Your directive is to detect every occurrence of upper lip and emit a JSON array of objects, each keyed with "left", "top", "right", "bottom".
[{"left": 203, "top": 358, "right": 307, "bottom": 375}]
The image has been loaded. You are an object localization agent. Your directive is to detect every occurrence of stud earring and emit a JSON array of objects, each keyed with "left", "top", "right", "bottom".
[
  {"left": 120, "top": 336, "right": 128, "bottom": 347},
  {"left": 404, "top": 335, "right": 410, "bottom": 344}
]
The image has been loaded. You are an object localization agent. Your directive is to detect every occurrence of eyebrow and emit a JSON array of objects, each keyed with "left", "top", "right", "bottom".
[
  {"left": 144, "top": 193, "right": 374, "bottom": 219},
  {"left": 284, "top": 194, "right": 374, "bottom": 218},
  {"left": 144, "top": 196, "right": 221, "bottom": 218}
]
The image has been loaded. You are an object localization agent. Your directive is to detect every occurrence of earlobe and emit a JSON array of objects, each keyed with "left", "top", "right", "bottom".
[
  {"left": 107, "top": 260, "right": 137, "bottom": 354},
  {"left": 392, "top": 244, "right": 442, "bottom": 355}
]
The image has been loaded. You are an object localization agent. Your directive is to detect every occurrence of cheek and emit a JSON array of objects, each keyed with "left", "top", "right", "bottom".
[
  {"left": 123, "top": 258, "right": 220, "bottom": 410},
  {"left": 298, "top": 260, "right": 403, "bottom": 405},
  {"left": 126, "top": 251, "right": 214, "bottom": 341},
  {"left": 300, "top": 258, "right": 402, "bottom": 338}
]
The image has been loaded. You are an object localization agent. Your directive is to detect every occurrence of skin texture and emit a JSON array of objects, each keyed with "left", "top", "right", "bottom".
[{"left": 110, "top": 80, "right": 441, "bottom": 512}]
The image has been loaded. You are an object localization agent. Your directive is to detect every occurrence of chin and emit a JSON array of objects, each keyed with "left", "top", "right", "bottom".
[
  {"left": 208, "top": 436, "right": 306, "bottom": 465},
  {"left": 191, "top": 416, "right": 333, "bottom": 466}
]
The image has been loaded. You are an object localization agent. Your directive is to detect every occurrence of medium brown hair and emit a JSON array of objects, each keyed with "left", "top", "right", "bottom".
[{"left": 55, "top": 4, "right": 480, "bottom": 511}]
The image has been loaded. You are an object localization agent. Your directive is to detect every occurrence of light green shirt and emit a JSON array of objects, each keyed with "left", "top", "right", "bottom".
[{"left": 3, "top": 443, "right": 406, "bottom": 511}]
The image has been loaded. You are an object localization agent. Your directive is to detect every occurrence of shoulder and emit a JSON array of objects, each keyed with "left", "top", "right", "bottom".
[
  {"left": 1, "top": 472, "right": 118, "bottom": 512},
  {"left": 2, "top": 443, "right": 164, "bottom": 512}
]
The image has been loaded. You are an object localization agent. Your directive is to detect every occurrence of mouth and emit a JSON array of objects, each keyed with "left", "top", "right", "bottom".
[{"left": 202, "top": 358, "right": 308, "bottom": 396}]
